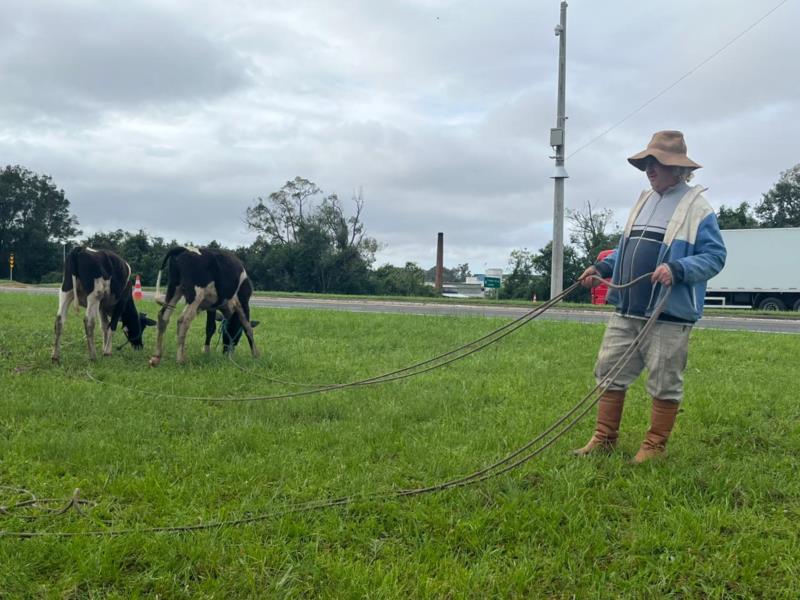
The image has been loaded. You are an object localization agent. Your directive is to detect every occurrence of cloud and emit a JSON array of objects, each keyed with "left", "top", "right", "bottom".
[
  {"left": 0, "top": 0, "right": 797, "bottom": 273},
  {"left": 0, "top": 2, "right": 250, "bottom": 125}
]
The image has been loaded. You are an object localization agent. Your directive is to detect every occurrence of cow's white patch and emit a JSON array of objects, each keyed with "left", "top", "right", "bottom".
[
  {"left": 196, "top": 282, "right": 219, "bottom": 309},
  {"left": 86, "top": 247, "right": 97, "bottom": 253},
  {"left": 185, "top": 246, "right": 202, "bottom": 255}
]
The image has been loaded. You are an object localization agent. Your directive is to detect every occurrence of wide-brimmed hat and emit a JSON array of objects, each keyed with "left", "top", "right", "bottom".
[{"left": 628, "top": 130, "right": 701, "bottom": 171}]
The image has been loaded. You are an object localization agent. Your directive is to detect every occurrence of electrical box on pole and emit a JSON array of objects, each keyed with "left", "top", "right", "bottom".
[{"left": 549, "top": 2, "right": 568, "bottom": 299}]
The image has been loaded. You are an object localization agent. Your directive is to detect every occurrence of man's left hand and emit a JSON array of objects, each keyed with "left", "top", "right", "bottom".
[{"left": 651, "top": 264, "right": 673, "bottom": 286}]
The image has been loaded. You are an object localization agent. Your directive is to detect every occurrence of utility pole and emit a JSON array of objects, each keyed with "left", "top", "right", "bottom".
[{"left": 549, "top": 1, "right": 569, "bottom": 299}]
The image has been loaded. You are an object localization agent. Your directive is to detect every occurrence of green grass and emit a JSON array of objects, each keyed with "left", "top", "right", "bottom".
[{"left": 1, "top": 293, "right": 799, "bottom": 598}]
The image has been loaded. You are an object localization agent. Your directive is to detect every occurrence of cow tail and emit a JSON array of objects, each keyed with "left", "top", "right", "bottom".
[
  {"left": 67, "top": 248, "right": 81, "bottom": 315},
  {"left": 154, "top": 269, "right": 164, "bottom": 305},
  {"left": 154, "top": 247, "right": 186, "bottom": 306}
]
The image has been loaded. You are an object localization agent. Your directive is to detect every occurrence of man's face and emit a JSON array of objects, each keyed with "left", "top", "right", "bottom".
[{"left": 644, "top": 157, "right": 680, "bottom": 194}]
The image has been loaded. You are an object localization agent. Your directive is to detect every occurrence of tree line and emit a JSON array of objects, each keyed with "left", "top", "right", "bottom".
[
  {"left": 2, "top": 164, "right": 798, "bottom": 300},
  {"left": 0, "top": 169, "right": 437, "bottom": 296}
]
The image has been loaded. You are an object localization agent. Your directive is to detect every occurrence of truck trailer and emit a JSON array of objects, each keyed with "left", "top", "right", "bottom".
[{"left": 705, "top": 227, "right": 800, "bottom": 311}]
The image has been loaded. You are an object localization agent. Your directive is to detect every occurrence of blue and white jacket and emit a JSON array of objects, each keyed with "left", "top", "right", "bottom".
[{"left": 595, "top": 185, "right": 727, "bottom": 323}]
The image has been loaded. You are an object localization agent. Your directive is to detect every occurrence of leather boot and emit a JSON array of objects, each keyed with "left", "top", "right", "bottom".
[
  {"left": 573, "top": 389, "right": 626, "bottom": 455},
  {"left": 633, "top": 398, "right": 679, "bottom": 464}
]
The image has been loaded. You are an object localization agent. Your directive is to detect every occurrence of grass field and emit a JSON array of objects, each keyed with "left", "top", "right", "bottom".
[{"left": 1, "top": 293, "right": 799, "bottom": 598}]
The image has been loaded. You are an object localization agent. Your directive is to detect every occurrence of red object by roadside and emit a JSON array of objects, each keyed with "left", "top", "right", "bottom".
[
  {"left": 590, "top": 249, "right": 614, "bottom": 305},
  {"left": 133, "top": 274, "right": 143, "bottom": 301}
]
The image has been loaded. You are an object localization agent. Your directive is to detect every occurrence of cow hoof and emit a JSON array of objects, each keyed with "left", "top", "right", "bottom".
[
  {"left": 51, "top": 355, "right": 60, "bottom": 363},
  {"left": 103, "top": 352, "right": 112, "bottom": 357},
  {"left": 149, "top": 357, "right": 161, "bottom": 367}
]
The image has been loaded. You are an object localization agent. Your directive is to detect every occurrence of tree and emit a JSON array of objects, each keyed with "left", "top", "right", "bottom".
[
  {"left": 498, "top": 249, "right": 537, "bottom": 300},
  {"left": 424, "top": 263, "right": 472, "bottom": 283},
  {"left": 371, "top": 262, "right": 435, "bottom": 297},
  {"left": 84, "top": 229, "right": 126, "bottom": 254},
  {"left": 499, "top": 242, "right": 587, "bottom": 302},
  {"left": 716, "top": 202, "right": 758, "bottom": 229},
  {"left": 454, "top": 263, "right": 471, "bottom": 282},
  {"left": 531, "top": 241, "right": 586, "bottom": 302},
  {"left": 244, "top": 178, "right": 378, "bottom": 293},
  {"left": 245, "top": 177, "right": 322, "bottom": 244},
  {"left": 567, "top": 201, "right": 621, "bottom": 266},
  {"left": 754, "top": 164, "right": 800, "bottom": 227},
  {"left": 0, "top": 165, "right": 81, "bottom": 282},
  {"left": 82, "top": 229, "right": 176, "bottom": 285}
]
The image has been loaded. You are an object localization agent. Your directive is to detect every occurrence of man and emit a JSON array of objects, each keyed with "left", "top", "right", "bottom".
[{"left": 575, "top": 130, "right": 726, "bottom": 463}]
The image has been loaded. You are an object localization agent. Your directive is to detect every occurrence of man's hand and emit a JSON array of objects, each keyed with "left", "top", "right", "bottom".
[
  {"left": 651, "top": 264, "right": 673, "bottom": 286},
  {"left": 579, "top": 266, "right": 600, "bottom": 288}
]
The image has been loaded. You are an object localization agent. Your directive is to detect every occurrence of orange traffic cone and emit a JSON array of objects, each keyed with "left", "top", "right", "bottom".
[{"left": 133, "top": 275, "right": 143, "bottom": 301}]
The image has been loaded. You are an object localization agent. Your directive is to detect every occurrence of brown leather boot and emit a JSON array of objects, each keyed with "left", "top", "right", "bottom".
[
  {"left": 573, "top": 389, "right": 626, "bottom": 456},
  {"left": 633, "top": 398, "right": 679, "bottom": 464}
]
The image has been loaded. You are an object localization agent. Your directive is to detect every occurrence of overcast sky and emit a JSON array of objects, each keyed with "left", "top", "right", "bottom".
[{"left": 2, "top": 0, "right": 798, "bottom": 272}]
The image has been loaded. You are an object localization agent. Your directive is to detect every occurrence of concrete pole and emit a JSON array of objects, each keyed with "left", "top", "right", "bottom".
[
  {"left": 550, "top": 1, "right": 568, "bottom": 299},
  {"left": 435, "top": 232, "right": 444, "bottom": 292}
]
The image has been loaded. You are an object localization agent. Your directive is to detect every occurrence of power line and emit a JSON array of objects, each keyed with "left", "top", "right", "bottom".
[{"left": 567, "top": 0, "right": 791, "bottom": 159}]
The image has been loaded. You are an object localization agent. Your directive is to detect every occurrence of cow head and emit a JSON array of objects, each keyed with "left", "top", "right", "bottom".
[
  {"left": 121, "top": 302, "right": 157, "bottom": 349},
  {"left": 216, "top": 313, "right": 260, "bottom": 353}
]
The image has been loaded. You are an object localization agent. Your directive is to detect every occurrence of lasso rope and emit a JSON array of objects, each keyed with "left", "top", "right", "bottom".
[
  {"left": 1, "top": 274, "right": 670, "bottom": 538},
  {"left": 84, "top": 275, "right": 649, "bottom": 403}
]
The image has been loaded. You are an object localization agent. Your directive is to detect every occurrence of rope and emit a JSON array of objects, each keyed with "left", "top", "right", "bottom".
[
  {"left": 1, "top": 274, "right": 670, "bottom": 538},
  {"left": 85, "top": 275, "right": 641, "bottom": 403}
]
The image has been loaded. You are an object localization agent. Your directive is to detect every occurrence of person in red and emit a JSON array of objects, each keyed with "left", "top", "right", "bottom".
[{"left": 574, "top": 131, "right": 726, "bottom": 463}]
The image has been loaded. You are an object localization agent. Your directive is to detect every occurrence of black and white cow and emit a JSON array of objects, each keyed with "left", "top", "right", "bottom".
[
  {"left": 149, "top": 246, "right": 259, "bottom": 366},
  {"left": 52, "top": 247, "right": 156, "bottom": 362}
]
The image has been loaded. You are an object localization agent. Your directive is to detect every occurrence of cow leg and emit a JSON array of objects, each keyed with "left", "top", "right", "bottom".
[
  {"left": 149, "top": 291, "right": 182, "bottom": 367},
  {"left": 175, "top": 296, "right": 203, "bottom": 364},
  {"left": 83, "top": 295, "right": 102, "bottom": 361},
  {"left": 233, "top": 303, "right": 260, "bottom": 358},
  {"left": 52, "top": 288, "right": 74, "bottom": 362},
  {"left": 203, "top": 311, "right": 217, "bottom": 354},
  {"left": 100, "top": 311, "right": 113, "bottom": 356}
]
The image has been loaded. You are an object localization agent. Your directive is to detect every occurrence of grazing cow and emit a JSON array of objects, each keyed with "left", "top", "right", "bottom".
[
  {"left": 52, "top": 247, "right": 156, "bottom": 362},
  {"left": 149, "top": 246, "right": 260, "bottom": 366}
]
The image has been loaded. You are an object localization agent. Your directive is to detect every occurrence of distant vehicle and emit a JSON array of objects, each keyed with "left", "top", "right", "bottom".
[
  {"left": 590, "top": 249, "right": 614, "bottom": 305},
  {"left": 440, "top": 283, "right": 485, "bottom": 299},
  {"left": 706, "top": 227, "right": 800, "bottom": 311}
]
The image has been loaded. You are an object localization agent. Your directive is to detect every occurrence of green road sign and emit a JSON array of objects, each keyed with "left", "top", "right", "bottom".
[{"left": 483, "top": 276, "right": 501, "bottom": 289}]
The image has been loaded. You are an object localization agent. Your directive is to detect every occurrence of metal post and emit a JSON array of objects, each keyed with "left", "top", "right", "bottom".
[
  {"left": 435, "top": 232, "right": 444, "bottom": 293},
  {"left": 550, "top": 1, "right": 568, "bottom": 299}
]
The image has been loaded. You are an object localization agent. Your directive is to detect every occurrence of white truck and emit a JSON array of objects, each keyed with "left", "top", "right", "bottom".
[{"left": 705, "top": 227, "right": 800, "bottom": 311}]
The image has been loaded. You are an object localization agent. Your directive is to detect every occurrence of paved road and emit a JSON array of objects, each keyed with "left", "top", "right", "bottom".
[{"left": 4, "top": 286, "right": 800, "bottom": 334}]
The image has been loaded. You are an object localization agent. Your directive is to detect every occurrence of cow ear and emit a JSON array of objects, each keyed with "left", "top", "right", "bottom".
[
  {"left": 145, "top": 318, "right": 156, "bottom": 326},
  {"left": 250, "top": 320, "right": 260, "bottom": 328}
]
